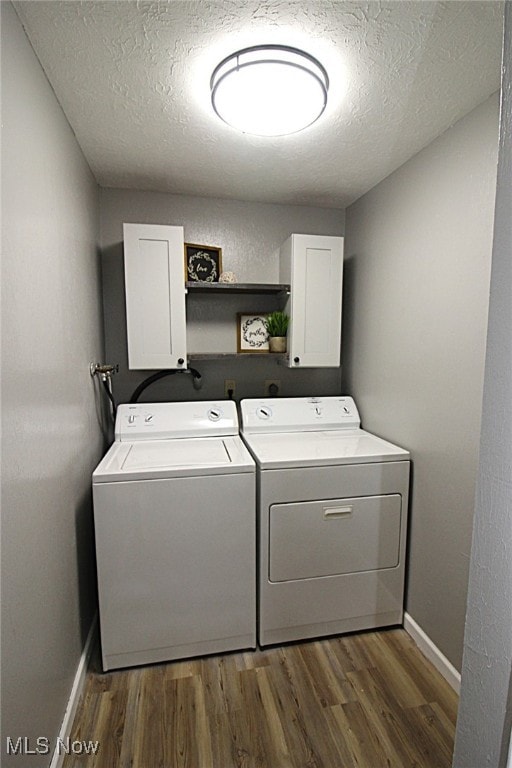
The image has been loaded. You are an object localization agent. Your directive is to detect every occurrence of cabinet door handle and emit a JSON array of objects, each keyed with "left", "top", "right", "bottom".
[
  {"left": 323, "top": 505, "right": 353, "bottom": 519},
  {"left": 294, "top": 356, "right": 300, "bottom": 364}
]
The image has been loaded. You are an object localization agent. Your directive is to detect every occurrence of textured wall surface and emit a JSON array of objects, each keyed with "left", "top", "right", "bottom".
[
  {"left": 343, "top": 94, "right": 499, "bottom": 670},
  {"left": 453, "top": 6, "right": 512, "bottom": 765},
  {"left": 1, "top": 4, "right": 104, "bottom": 764},
  {"left": 99, "top": 188, "right": 345, "bottom": 406}
]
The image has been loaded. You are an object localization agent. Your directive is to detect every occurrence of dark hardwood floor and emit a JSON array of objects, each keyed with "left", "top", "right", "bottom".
[{"left": 63, "top": 628, "right": 457, "bottom": 768}]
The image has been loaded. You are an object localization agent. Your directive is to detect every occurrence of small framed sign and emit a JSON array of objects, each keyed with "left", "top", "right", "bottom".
[
  {"left": 237, "top": 313, "right": 270, "bottom": 353},
  {"left": 184, "top": 243, "right": 222, "bottom": 283}
]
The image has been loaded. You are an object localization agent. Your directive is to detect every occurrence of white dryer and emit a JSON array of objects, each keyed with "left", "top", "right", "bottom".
[
  {"left": 240, "top": 396, "right": 410, "bottom": 647},
  {"left": 93, "top": 400, "right": 256, "bottom": 671}
]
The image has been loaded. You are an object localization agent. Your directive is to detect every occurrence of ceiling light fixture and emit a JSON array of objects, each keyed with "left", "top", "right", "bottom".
[{"left": 210, "top": 45, "right": 329, "bottom": 137}]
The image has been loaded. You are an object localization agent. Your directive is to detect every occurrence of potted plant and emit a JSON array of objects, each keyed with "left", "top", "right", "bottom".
[{"left": 264, "top": 311, "right": 290, "bottom": 353}]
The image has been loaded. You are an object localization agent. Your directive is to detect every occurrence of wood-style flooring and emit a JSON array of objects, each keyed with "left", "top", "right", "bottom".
[{"left": 63, "top": 628, "right": 458, "bottom": 768}]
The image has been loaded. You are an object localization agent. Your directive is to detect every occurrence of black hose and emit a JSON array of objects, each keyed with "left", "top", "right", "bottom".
[
  {"left": 129, "top": 368, "right": 202, "bottom": 404},
  {"left": 102, "top": 378, "right": 117, "bottom": 419}
]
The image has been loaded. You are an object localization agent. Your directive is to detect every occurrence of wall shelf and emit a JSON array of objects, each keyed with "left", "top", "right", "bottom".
[
  {"left": 185, "top": 281, "right": 290, "bottom": 295},
  {"left": 188, "top": 353, "right": 287, "bottom": 361}
]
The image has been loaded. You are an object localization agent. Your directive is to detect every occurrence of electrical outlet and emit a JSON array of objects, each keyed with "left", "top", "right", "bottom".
[
  {"left": 264, "top": 379, "right": 281, "bottom": 396},
  {"left": 224, "top": 379, "right": 236, "bottom": 398}
]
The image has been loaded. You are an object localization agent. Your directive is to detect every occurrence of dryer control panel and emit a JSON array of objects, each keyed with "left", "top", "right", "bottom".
[
  {"left": 115, "top": 401, "right": 238, "bottom": 441},
  {"left": 240, "top": 396, "right": 361, "bottom": 434}
]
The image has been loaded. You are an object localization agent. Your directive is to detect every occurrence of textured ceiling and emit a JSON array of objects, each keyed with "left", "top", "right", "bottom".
[{"left": 14, "top": 0, "right": 503, "bottom": 208}]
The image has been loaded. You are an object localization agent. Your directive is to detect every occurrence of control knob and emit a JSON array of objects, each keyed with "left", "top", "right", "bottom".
[{"left": 256, "top": 406, "right": 272, "bottom": 420}]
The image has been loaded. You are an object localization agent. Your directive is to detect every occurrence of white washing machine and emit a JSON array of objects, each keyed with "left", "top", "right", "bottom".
[
  {"left": 92, "top": 400, "right": 256, "bottom": 671},
  {"left": 240, "top": 396, "right": 410, "bottom": 647}
]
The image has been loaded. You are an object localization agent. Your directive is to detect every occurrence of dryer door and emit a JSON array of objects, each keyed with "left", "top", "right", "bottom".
[{"left": 269, "top": 494, "right": 402, "bottom": 582}]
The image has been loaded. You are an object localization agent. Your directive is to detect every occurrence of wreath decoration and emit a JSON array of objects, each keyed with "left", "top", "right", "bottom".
[
  {"left": 242, "top": 316, "right": 269, "bottom": 348},
  {"left": 187, "top": 251, "right": 218, "bottom": 282}
]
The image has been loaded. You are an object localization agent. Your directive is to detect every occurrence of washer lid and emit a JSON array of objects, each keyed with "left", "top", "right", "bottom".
[
  {"left": 241, "top": 429, "right": 409, "bottom": 469},
  {"left": 93, "top": 435, "right": 255, "bottom": 482}
]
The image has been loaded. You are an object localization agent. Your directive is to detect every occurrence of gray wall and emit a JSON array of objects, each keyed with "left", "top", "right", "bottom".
[
  {"left": 454, "top": 5, "right": 512, "bottom": 765},
  {"left": 342, "top": 94, "right": 499, "bottom": 671},
  {"left": 100, "top": 188, "right": 344, "bottom": 405},
  {"left": 1, "top": 4, "right": 104, "bottom": 765}
]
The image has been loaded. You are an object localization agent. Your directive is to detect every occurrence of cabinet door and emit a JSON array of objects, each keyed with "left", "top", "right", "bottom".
[
  {"left": 123, "top": 223, "right": 187, "bottom": 370},
  {"left": 281, "top": 234, "right": 343, "bottom": 367}
]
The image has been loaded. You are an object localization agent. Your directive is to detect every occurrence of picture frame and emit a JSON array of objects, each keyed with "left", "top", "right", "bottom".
[
  {"left": 184, "top": 243, "right": 222, "bottom": 283},
  {"left": 237, "top": 313, "right": 270, "bottom": 353}
]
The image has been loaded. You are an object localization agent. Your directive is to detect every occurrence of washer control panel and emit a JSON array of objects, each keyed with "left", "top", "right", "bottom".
[
  {"left": 240, "top": 397, "right": 361, "bottom": 434},
  {"left": 115, "top": 401, "right": 236, "bottom": 441}
]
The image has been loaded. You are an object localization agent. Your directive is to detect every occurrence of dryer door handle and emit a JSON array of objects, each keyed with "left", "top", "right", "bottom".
[{"left": 323, "top": 505, "right": 353, "bottom": 519}]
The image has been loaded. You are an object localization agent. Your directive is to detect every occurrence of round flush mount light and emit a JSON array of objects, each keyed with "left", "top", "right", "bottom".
[{"left": 210, "top": 45, "right": 329, "bottom": 137}]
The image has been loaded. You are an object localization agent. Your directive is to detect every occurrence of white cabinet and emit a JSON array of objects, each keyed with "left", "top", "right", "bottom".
[
  {"left": 122, "top": 226, "right": 343, "bottom": 370},
  {"left": 279, "top": 234, "right": 343, "bottom": 367},
  {"left": 123, "top": 223, "right": 187, "bottom": 370}
]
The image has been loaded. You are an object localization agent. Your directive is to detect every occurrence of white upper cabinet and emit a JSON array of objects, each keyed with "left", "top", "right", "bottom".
[
  {"left": 122, "top": 225, "right": 342, "bottom": 370},
  {"left": 279, "top": 234, "right": 344, "bottom": 368},
  {"left": 123, "top": 223, "right": 187, "bottom": 370}
]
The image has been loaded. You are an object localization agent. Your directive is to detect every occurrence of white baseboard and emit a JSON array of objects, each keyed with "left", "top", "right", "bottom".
[
  {"left": 404, "top": 612, "right": 461, "bottom": 694},
  {"left": 50, "top": 614, "right": 97, "bottom": 768}
]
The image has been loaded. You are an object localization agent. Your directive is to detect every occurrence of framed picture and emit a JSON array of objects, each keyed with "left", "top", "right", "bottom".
[
  {"left": 237, "top": 313, "right": 270, "bottom": 353},
  {"left": 184, "top": 243, "right": 222, "bottom": 283}
]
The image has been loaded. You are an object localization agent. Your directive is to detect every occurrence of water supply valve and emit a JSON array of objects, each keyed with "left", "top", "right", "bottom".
[{"left": 90, "top": 363, "right": 119, "bottom": 381}]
